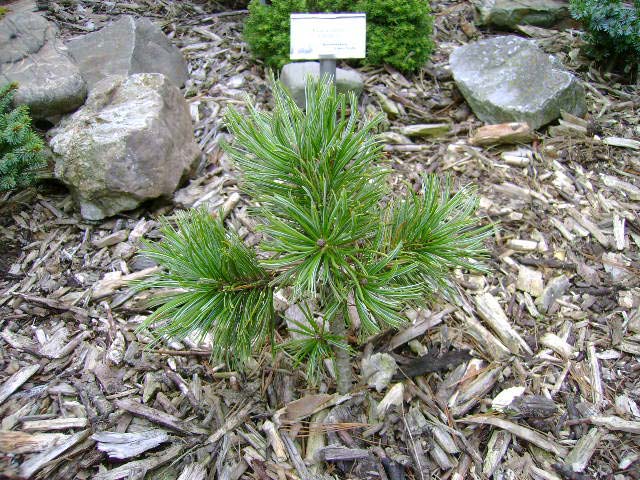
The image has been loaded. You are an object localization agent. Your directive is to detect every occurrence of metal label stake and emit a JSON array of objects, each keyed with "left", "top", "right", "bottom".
[{"left": 319, "top": 56, "right": 337, "bottom": 87}]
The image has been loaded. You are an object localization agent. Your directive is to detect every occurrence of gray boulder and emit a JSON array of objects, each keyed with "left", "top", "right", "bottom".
[
  {"left": 66, "top": 15, "right": 188, "bottom": 90},
  {"left": 450, "top": 36, "right": 585, "bottom": 129},
  {"left": 0, "top": 13, "right": 86, "bottom": 118},
  {"left": 51, "top": 73, "right": 200, "bottom": 220},
  {"left": 476, "top": 0, "right": 570, "bottom": 29},
  {"left": 281, "top": 62, "right": 363, "bottom": 107}
]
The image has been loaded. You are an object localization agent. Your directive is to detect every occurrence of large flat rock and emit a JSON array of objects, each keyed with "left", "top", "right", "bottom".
[
  {"left": 280, "top": 62, "right": 363, "bottom": 107},
  {"left": 51, "top": 73, "right": 200, "bottom": 220},
  {"left": 450, "top": 35, "right": 585, "bottom": 129},
  {"left": 0, "top": 12, "right": 86, "bottom": 118},
  {"left": 66, "top": 15, "right": 188, "bottom": 90},
  {"left": 476, "top": 0, "right": 570, "bottom": 29}
]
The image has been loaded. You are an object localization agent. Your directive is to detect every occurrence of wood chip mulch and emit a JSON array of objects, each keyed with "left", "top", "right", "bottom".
[{"left": 0, "top": 0, "right": 639, "bottom": 479}]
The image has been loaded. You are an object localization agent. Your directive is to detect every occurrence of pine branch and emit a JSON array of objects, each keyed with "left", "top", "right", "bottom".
[
  {"left": 344, "top": 175, "right": 493, "bottom": 337},
  {"left": 224, "top": 77, "right": 387, "bottom": 300},
  {"left": 135, "top": 208, "right": 275, "bottom": 368},
  {"left": 279, "top": 303, "right": 350, "bottom": 384}
]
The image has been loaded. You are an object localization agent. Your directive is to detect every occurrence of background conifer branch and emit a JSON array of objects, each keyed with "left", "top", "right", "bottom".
[{"left": 0, "top": 83, "right": 46, "bottom": 192}]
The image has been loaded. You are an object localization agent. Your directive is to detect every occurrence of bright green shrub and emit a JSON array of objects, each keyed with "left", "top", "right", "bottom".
[
  {"left": 0, "top": 83, "right": 46, "bottom": 192},
  {"left": 570, "top": 0, "right": 640, "bottom": 72},
  {"left": 243, "top": 0, "right": 435, "bottom": 73},
  {"left": 244, "top": 0, "right": 306, "bottom": 71}
]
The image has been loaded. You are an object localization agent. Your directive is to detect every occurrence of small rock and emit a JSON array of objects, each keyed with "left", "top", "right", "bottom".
[
  {"left": 400, "top": 123, "right": 451, "bottom": 138},
  {"left": 475, "top": 0, "right": 570, "bottom": 29},
  {"left": 280, "top": 62, "right": 363, "bottom": 108},
  {"left": 361, "top": 353, "right": 398, "bottom": 392},
  {"left": 0, "top": 13, "right": 86, "bottom": 118},
  {"left": 517, "top": 266, "right": 544, "bottom": 297},
  {"left": 536, "top": 274, "right": 570, "bottom": 313},
  {"left": 129, "top": 255, "right": 157, "bottom": 272},
  {"left": 67, "top": 15, "right": 188, "bottom": 90},
  {"left": 507, "top": 394, "right": 558, "bottom": 418},
  {"left": 106, "top": 331, "right": 126, "bottom": 365},
  {"left": 450, "top": 36, "right": 585, "bottom": 129}
]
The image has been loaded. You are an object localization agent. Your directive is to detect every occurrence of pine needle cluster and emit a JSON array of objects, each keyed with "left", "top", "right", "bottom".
[
  {"left": 0, "top": 83, "right": 46, "bottom": 192},
  {"left": 136, "top": 78, "right": 491, "bottom": 384}
]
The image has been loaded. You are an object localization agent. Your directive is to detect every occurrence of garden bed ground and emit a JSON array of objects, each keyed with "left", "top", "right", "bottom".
[{"left": 0, "top": 1, "right": 639, "bottom": 479}]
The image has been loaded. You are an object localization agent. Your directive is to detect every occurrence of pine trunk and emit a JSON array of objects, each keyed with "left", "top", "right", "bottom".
[{"left": 331, "top": 312, "right": 352, "bottom": 394}]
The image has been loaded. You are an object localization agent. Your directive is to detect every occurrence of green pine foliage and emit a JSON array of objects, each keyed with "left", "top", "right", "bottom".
[
  {"left": 570, "top": 0, "right": 640, "bottom": 71},
  {"left": 136, "top": 78, "right": 491, "bottom": 384},
  {"left": 0, "top": 83, "right": 46, "bottom": 192},
  {"left": 243, "top": 0, "right": 435, "bottom": 73},
  {"left": 280, "top": 305, "right": 351, "bottom": 382},
  {"left": 136, "top": 209, "right": 275, "bottom": 368}
]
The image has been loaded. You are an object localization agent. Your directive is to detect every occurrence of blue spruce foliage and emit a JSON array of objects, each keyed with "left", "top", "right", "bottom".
[{"left": 0, "top": 83, "right": 46, "bottom": 191}]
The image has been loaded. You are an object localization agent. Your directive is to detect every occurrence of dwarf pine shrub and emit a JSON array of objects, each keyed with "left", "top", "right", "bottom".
[
  {"left": 243, "top": 0, "right": 435, "bottom": 73},
  {"left": 570, "top": 0, "right": 640, "bottom": 74},
  {"left": 136, "top": 78, "right": 490, "bottom": 393},
  {"left": 0, "top": 83, "right": 46, "bottom": 192}
]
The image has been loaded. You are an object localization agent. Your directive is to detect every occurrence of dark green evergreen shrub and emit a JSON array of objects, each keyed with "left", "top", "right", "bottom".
[
  {"left": 570, "top": 0, "right": 640, "bottom": 72},
  {"left": 243, "top": 0, "right": 435, "bottom": 73},
  {"left": 0, "top": 83, "right": 46, "bottom": 192}
]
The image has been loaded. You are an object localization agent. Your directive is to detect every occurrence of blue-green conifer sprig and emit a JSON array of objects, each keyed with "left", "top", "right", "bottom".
[
  {"left": 570, "top": 0, "right": 640, "bottom": 69},
  {"left": 0, "top": 83, "right": 46, "bottom": 191}
]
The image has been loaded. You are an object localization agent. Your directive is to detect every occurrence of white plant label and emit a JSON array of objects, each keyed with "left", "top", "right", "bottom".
[{"left": 290, "top": 13, "right": 366, "bottom": 60}]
